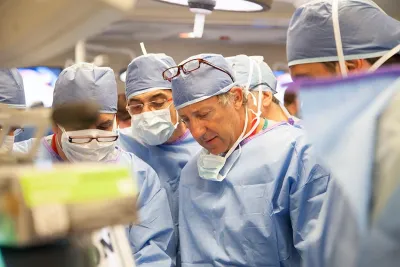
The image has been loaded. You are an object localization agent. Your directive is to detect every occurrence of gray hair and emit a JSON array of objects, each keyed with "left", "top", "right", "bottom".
[{"left": 217, "top": 86, "right": 248, "bottom": 106}]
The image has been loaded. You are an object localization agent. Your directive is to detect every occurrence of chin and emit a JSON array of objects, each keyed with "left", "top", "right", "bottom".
[{"left": 206, "top": 146, "right": 226, "bottom": 155}]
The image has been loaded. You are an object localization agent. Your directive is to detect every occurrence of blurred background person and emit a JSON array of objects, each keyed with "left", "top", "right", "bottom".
[{"left": 13, "top": 63, "right": 175, "bottom": 267}]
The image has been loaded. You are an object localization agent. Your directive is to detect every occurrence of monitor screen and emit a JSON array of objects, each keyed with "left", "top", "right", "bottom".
[{"left": 18, "top": 66, "right": 62, "bottom": 107}]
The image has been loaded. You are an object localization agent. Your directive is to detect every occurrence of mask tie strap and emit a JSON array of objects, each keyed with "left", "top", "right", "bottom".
[{"left": 332, "top": 0, "right": 348, "bottom": 77}]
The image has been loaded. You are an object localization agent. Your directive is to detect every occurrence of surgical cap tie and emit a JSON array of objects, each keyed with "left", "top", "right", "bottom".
[{"left": 368, "top": 44, "right": 400, "bottom": 72}]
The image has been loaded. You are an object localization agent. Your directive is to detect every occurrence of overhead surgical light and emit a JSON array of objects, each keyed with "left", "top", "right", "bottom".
[
  {"left": 156, "top": 0, "right": 269, "bottom": 12},
  {"left": 157, "top": 0, "right": 271, "bottom": 38}
]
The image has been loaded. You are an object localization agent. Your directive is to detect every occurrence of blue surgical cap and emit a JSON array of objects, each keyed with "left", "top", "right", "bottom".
[
  {"left": 226, "top": 55, "right": 277, "bottom": 93},
  {"left": 125, "top": 54, "right": 176, "bottom": 99},
  {"left": 287, "top": 0, "right": 400, "bottom": 66},
  {"left": 172, "top": 54, "right": 236, "bottom": 110},
  {"left": 0, "top": 68, "right": 25, "bottom": 108},
  {"left": 53, "top": 63, "right": 117, "bottom": 114}
]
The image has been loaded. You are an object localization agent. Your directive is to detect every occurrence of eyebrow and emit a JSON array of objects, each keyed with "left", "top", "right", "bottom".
[
  {"left": 97, "top": 120, "right": 114, "bottom": 128},
  {"left": 128, "top": 93, "right": 169, "bottom": 104},
  {"left": 149, "top": 93, "right": 168, "bottom": 101},
  {"left": 193, "top": 107, "right": 213, "bottom": 115}
]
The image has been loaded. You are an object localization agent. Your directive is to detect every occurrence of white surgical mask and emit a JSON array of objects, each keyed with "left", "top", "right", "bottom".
[
  {"left": 59, "top": 128, "right": 117, "bottom": 162},
  {"left": 197, "top": 108, "right": 249, "bottom": 181},
  {"left": 0, "top": 135, "right": 15, "bottom": 154},
  {"left": 130, "top": 108, "right": 178, "bottom": 146}
]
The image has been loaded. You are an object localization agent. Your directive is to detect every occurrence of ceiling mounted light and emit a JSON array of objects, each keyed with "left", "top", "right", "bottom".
[{"left": 155, "top": 0, "right": 270, "bottom": 12}]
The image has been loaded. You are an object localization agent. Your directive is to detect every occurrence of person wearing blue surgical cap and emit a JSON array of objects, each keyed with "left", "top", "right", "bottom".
[
  {"left": 13, "top": 63, "right": 175, "bottom": 267},
  {"left": 167, "top": 53, "right": 330, "bottom": 267},
  {"left": 226, "top": 55, "right": 301, "bottom": 127},
  {"left": 118, "top": 53, "right": 201, "bottom": 267},
  {"left": 286, "top": 1, "right": 400, "bottom": 266},
  {"left": 0, "top": 68, "right": 26, "bottom": 153},
  {"left": 287, "top": 0, "right": 400, "bottom": 79}
]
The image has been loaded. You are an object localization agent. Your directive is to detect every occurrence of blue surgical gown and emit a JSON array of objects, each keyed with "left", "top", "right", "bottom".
[
  {"left": 13, "top": 136, "right": 175, "bottom": 267},
  {"left": 118, "top": 130, "right": 201, "bottom": 239},
  {"left": 179, "top": 122, "right": 330, "bottom": 267},
  {"left": 295, "top": 69, "right": 400, "bottom": 267}
]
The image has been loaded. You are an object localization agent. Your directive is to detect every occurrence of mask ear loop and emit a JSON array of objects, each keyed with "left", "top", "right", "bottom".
[
  {"left": 223, "top": 107, "right": 249, "bottom": 161},
  {"left": 166, "top": 102, "right": 179, "bottom": 129},
  {"left": 242, "top": 58, "right": 263, "bottom": 141},
  {"left": 56, "top": 125, "right": 67, "bottom": 151},
  {"left": 368, "top": 44, "right": 400, "bottom": 72},
  {"left": 332, "top": 0, "right": 348, "bottom": 77},
  {"left": 244, "top": 57, "right": 258, "bottom": 108}
]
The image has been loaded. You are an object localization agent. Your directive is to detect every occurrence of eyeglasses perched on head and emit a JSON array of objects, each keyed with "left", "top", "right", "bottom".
[{"left": 162, "top": 58, "right": 235, "bottom": 82}]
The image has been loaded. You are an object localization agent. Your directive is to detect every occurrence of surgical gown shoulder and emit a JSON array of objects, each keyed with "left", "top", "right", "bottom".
[{"left": 183, "top": 123, "right": 319, "bottom": 185}]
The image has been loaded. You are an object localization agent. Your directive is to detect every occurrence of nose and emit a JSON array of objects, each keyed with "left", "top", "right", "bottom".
[
  {"left": 189, "top": 120, "right": 207, "bottom": 141},
  {"left": 142, "top": 103, "right": 151, "bottom": 113}
]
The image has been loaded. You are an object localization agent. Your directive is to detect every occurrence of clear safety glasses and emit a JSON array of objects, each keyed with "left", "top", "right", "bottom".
[
  {"left": 126, "top": 98, "right": 173, "bottom": 115},
  {"left": 67, "top": 135, "right": 119, "bottom": 144},
  {"left": 162, "top": 58, "right": 235, "bottom": 82}
]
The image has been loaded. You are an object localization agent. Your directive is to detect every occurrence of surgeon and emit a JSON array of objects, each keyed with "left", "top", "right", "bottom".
[
  {"left": 226, "top": 55, "right": 300, "bottom": 126},
  {"left": 286, "top": 0, "right": 400, "bottom": 266},
  {"left": 0, "top": 68, "right": 26, "bottom": 153},
  {"left": 164, "top": 53, "right": 330, "bottom": 266},
  {"left": 287, "top": 0, "right": 400, "bottom": 79},
  {"left": 118, "top": 53, "right": 201, "bottom": 265},
  {"left": 13, "top": 63, "right": 175, "bottom": 267}
]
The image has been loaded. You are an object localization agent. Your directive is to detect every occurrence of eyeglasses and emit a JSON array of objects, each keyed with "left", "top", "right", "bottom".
[
  {"left": 162, "top": 58, "right": 235, "bottom": 82},
  {"left": 68, "top": 135, "right": 118, "bottom": 144},
  {"left": 126, "top": 98, "right": 172, "bottom": 115}
]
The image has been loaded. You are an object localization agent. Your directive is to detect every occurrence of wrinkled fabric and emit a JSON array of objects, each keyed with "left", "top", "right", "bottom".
[
  {"left": 293, "top": 68, "right": 400, "bottom": 267},
  {"left": 359, "top": 185, "right": 400, "bottom": 267},
  {"left": 287, "top": 0, "right": 400, "bottom": 66},
  {"left": 125, "top": 54, "right": 176, "bottom": 99},
  {"left": 0, "top": 68, "right": 25, "bottom": 108},
  {"left": 226, "top": 55, "right": 277, "bottom": 93},
  {"left": 179, "top": 123, "right": 330, "bottom": 267},
  {"left": 171, "top": 54, "right": 236, "bottom": 110},
  {"left": 53, "top": 63, "right": 117, "bottom": 113},
  {"left": 358, "top": 82, "right": 400, "bottom": 267},
  {"left": 371, "top": 89, "right": 400, "bottom": 221},
  {"left": 118, "top": 130, "right": 201, "bottom": 242},
  {"left": 13, "top": 136, "right": 176, "bottom": 267}
]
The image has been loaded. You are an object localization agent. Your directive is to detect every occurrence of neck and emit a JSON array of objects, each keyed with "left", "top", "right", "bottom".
[
  {"left": 166, "top": 122, "right": 187, "bottom": 144},
  {"left": 265, "top": 103, "right": 288, "bottom": 122},
  {"left": 243, "top": 110, "right": 265, "bottom": 139}
]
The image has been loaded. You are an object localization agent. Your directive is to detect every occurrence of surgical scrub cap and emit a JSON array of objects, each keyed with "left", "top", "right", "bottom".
[
  {"left": 0, "top": 68, "right": 25, "bottom": 108},
  {"left": 125, "top": 54, "right": 176, "bottom": 99},
  {"left": 53, "top": 63, "right": 117, "bottom": 114},
  {"left": 171, "top": 54, "right": 236, "bottom": 110},
  {"left": 226, "top": 55, "right": 277, "bottom": 93},
  {"left": 287, "top": 0, "right": 400, "bottom": 66}
]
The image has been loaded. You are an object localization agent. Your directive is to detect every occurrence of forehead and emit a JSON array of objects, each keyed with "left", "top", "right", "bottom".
[
  {"left": 98, "top": 113, "right": 115, "bottom": 122},
  {"left": 178, "top": 97, "right": 219, "bottom": 116},
  {"left": 128, "top": 89, "right": 172, "bottom": 102},
  {"left": 289, "top": 62, "right": 334, "bottom": 80}
]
